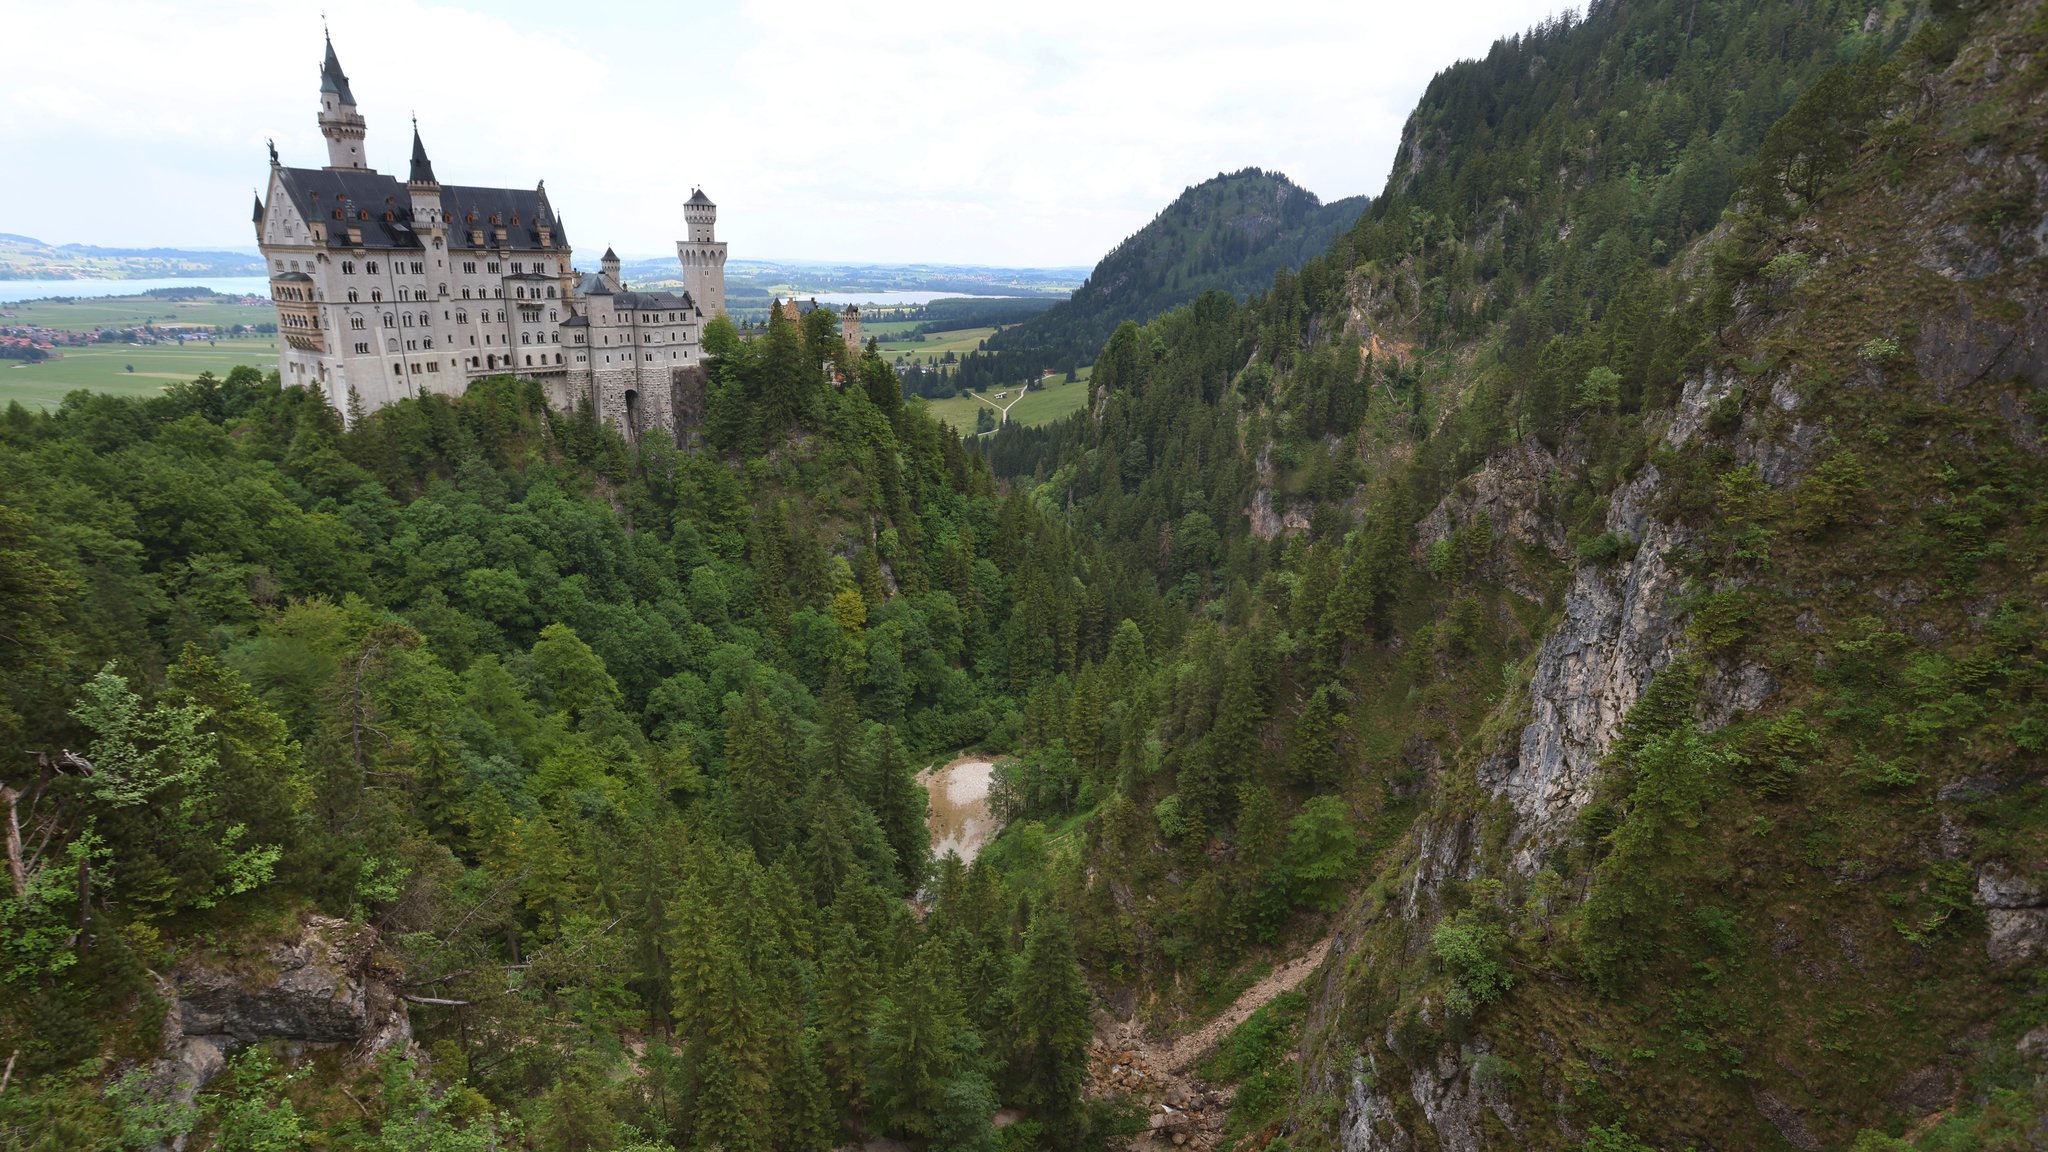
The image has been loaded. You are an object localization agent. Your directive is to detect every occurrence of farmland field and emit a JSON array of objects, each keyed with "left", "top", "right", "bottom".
[
  {"left": 922, "top": 368, "right": 1091, "bottom": 437},
  {"left": 876, "top": 326, "right": 996, "bottom": 367},
  {"left": 2, "top": 340, "right": 278, "bottom": 408},
  {"left": 2, "top": 294, "right": 275, "bottom": 333}
]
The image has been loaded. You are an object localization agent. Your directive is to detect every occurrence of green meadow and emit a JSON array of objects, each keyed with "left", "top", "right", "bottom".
[
  {"left": 922, "top": 367, "right": 1090, "bottom": 436},
  {"left": 2, "top": 340, "right": 278, "bottom": 409}
]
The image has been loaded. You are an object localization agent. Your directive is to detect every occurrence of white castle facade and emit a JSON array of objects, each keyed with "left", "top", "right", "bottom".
[{"left": 253, "top": 33, "right": 726, "bottom": 441}]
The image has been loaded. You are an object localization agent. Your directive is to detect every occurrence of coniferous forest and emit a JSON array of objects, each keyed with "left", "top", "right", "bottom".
[{"left": 5, "top": 0, "right": 2048, "bottom": 1149}]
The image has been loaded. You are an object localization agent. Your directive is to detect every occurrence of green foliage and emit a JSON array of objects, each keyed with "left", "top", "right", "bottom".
[
  {"left": 1581, "top": 1125, "right": 1653, "bottom": 1152},
  {"left": 1430, "top": 906, "right": 1515, "bottom": 1016}
]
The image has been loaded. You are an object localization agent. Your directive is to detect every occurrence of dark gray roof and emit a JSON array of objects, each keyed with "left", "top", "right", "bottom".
[
  {"left": 409, "top": 125, "right": 437, "bottom": 185},
  {"left": 320, "top": 35, "right": 356, "bottom": 106},
  {"left": 252, "top": 193, "right": 264, "bottom": 223},
  {"left": 576, "top": 271, "right": 610, "bottom": 296},
  {"left": 602, "top": 246, "right": 618, "bottom": 262},
  {"left": 274, "top": 271, "right": 313, "bottom": 282},
  {"left": 562, "top": 315, "right": 590, "bottom": 327},
  {"left": 686, "top": 189, "right": 714, "bottom": 207},
  {"left": 615, "top": 289, "right": 697, "bottom": 312},
  {"left": 444, "top": 184, "right": 565, "bottom": 252},
  {"left": 275, "top": 167, "right": 422, "bottom": 250}
]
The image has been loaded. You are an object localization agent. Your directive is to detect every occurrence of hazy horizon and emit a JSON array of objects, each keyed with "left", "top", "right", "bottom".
[{"left": 3, "top": 0, "right": 1566, "bottom": 267}]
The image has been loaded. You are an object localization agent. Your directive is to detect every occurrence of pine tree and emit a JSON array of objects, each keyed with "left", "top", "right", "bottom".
[
  {"left": 868, "top": 938, "right": 963, "bottom": 1140},
  {"left": 1008, "top": 911, "right": 1091, "bottom": 1144}
]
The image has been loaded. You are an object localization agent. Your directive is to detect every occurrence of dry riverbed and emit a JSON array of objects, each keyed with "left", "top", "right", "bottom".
[{"left": 920, "top": 756, "right": 998, "bottom": 865}]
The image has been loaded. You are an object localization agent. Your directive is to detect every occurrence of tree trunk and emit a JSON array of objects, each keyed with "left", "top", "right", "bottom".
[{"left": 1, "top": 784, "right": 23, "bottom": 899}]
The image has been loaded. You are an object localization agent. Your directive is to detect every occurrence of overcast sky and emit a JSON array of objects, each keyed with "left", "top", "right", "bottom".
[{"left": 1, "top": 0, "right": 1566, "bottom": 267}]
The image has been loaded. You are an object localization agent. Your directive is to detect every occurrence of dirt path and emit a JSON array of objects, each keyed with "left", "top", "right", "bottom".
[{"left": 1088, "top": 933, "right": 1335, "bottom": 1149}]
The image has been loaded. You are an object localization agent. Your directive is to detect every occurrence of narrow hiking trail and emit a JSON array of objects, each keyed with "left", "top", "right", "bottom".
[{"left": 1087, "top": 935, "right": 1334, "bottom": 1149}]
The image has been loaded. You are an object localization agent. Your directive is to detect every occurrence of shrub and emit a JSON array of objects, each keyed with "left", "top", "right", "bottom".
[{"left": 1431, "top": 910, "right": 1514, "bottom": 1016}]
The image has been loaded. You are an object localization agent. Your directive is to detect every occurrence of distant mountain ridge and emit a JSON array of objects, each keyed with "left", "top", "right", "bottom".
[
  {"left": 985, "top": 168, "right": 1369, "bottom": 374},
  {"left": 0, "top": 233, "right": 266, "bottom": 280}
]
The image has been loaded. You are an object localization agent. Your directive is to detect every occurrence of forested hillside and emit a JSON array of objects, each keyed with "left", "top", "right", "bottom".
[
  {"left": 3, "top": 0, "right": 2046, "bottom": 1149},
  {"left": 956, "top": 170, "right": 1367, "bottom": 391},
  {"left": 982, "top": 0, "right": 2048, "bottom": 1147},
  {"left": 0, "top": 310, "right": 1157, "bottom": 1149}
]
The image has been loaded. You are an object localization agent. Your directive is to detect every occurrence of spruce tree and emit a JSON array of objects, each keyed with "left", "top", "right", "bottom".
[{"left": 1008, "top": 911, "right": 1091, "bottom": 1144}]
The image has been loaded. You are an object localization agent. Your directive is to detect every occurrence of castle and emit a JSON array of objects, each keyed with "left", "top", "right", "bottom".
[{"left": 252, "top": 32, "right": 726, "bottom": 442}]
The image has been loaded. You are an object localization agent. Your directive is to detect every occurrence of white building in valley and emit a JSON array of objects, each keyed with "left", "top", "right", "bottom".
[{"left": 253, "top": 32, "right": 727, "bottom": 441}]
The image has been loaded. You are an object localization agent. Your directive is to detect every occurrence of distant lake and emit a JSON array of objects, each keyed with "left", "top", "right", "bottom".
[
  {"left": 0, "top": 277, "right": 271, "bottom": 304},
  {"left": 802, "top": 291, "right": 1027, "bottom": 306}
]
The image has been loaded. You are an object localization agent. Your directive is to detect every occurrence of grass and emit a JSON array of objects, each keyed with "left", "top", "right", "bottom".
[
  {"left": 1, "top": 294, "right": 275, "bottom": 333},
  {"left": 1, "top": 340, "right": 277, "bottom": 409},
  {"left": 876, "top": 325, "right": 997, "bottom": 366},
  {"left": 924, "top": 368, "right": 1092, "bottom": 436}
]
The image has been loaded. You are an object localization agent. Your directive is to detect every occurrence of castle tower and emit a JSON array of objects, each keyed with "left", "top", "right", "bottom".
[
  {"left": 601, "top": 247, "right": 622, "bottom": 292},
  {"left": 317, "top": 32, "right": 369, "bottom": 171},
  {"left": 841, "top": 304, "right": 862, "bottom": 353},
  {"left": 677, "top": 188, "right": 727, "bottom": 318},
  {"left": 406, "top": 120, "right": 443, "bottom": 233}
]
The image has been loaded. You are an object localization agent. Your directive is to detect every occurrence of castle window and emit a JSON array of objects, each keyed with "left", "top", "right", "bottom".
[
  {"left": 551, "top": 333, "right": 559, "bottom": 343},
  {"left": 350, "top": 316, "right": 365, "bottom": 330},
  {"left": 403, "top": 314, "right": 413, "bottom": 327},
  {"left": 546, "top": 286, "right": 556, "bottom": 298},
  {"left": 423, "top": 336, "right": 434, "bottom": 348},
  {"left": 462, "top": 288, "right": 471, "bottom": 299},
  {"left": 342, "top": 261, "right": 355, "bottom": 275},
  {"left": 412, "top": 262, "right": 425, "bottom": 275},
  {"left": 383, "top": 314, "right": 395, "bottom": 328},
  {"left": 524, "top": 355, "right": 531, "bottom": 366},
  {"left": 463, "top": 262, "right": 477, "bottom": 274},
  {"left": 387, "top": 338, "right": 398, "bottom": 352},
  {"left": 487, "top": 261, "right": 500, "bottom": 274},
  {"left": 347, "top": 290, "right": 359, "bottom": 303},
  {"left": 555, "top": 353, "right": 562, "bottom": 364},
  {"left": 355, "top": 342, "right": 370, "bottom": 354},
  {"left": 511, "top": 262, "right": 522, "bottom": 273},
  {"left": 550, "top": 310, "right": 558, "bottom": 322},
  {"left": 521, "top": 333, "right": 530, "bottom": 345},
  {"left": 366, "top": 261, "right": 379, "bottom": 274},
  {"left": 393, "top": 364, "right": 402, "bottom": 375},
  {"left": 456, "top": 311, "right": 467, "bottom": 324},
  {"left": 370, "top": 289, "right": 382, "bottom": 302}
]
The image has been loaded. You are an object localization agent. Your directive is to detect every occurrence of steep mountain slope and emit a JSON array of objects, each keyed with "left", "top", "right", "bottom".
[
  {"left": 969, "top": 169, "right": 1368, "bottom": 385},
  {"left": 980, "top": 0, "right": 2048, "bottom": 1148}
]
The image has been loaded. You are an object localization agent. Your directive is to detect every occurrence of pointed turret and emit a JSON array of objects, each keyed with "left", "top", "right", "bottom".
[
  {"left": 320, "top": 32, "right": 357, "bottom": 105},
  {"left": 409, "top": 121, "right": 438, "bottom": 185},
  {"left": 317, "top": 30, "right": 370, "bottom": 171},
  {"left": 252, "top": 191, "right": 264, "bottom": 224},
  {"left": 600, "top": 247, "right": 622, "bottom": 292}
]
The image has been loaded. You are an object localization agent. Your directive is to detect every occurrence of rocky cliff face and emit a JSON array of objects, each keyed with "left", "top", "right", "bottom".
[{"left": 140, "top": 916, "right": 410, "bottom": 1149}]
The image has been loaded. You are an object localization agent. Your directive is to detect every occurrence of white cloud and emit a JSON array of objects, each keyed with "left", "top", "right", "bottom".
[{"left": 0, "top": 0, "right": 1566, "bottom": 266}]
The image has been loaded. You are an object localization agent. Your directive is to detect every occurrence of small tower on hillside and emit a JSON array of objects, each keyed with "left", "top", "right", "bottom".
[
  {"left": 841, "top": 304, "right": 862, "bottom": 353},
  {"left": 406, "top": 120, "right": 443, "bottom": 235},
  {"left": 601, "top": 247, "right": 622, "bottom": 292},
  {"left": 317, "top": 31, "right": 369, "bottom": 171},
  {"left": 677, "top": 188, "right": 727, "bottom": 318}
]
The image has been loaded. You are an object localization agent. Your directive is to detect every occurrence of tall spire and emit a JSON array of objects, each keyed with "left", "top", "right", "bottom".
[
  {"left": 409, "top": 118, "right": 437, "bottom": 185},
  {"left": 317, "top": 27, "right": 369, "bottom": 170},
  {"left": 319, "top": 30, "right": 356, "bottom": 106}
]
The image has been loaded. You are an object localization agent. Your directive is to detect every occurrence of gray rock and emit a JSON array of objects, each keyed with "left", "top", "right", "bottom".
[
  {"left": 2017, "top": 1025, "right": 2048, "bottom": 1060},
  {"left": 136, "top": 917, "right": 411, "bottom": 1151},
  {"left": 1891, "top": 1065, "right": 1957, "bottom": 1117},
  {"left": 1986, "top": 908, "right": 2048, "bottom": 970},
  {"left": 1750, "top": 1086, "right": 1823, "bottom": 1152},
  {"left": 1977, "top": 864, "right": 2045, "bottom": 909},
  {"left": 1483, "top": 463, "right": 1684, "bottom": 873}
]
